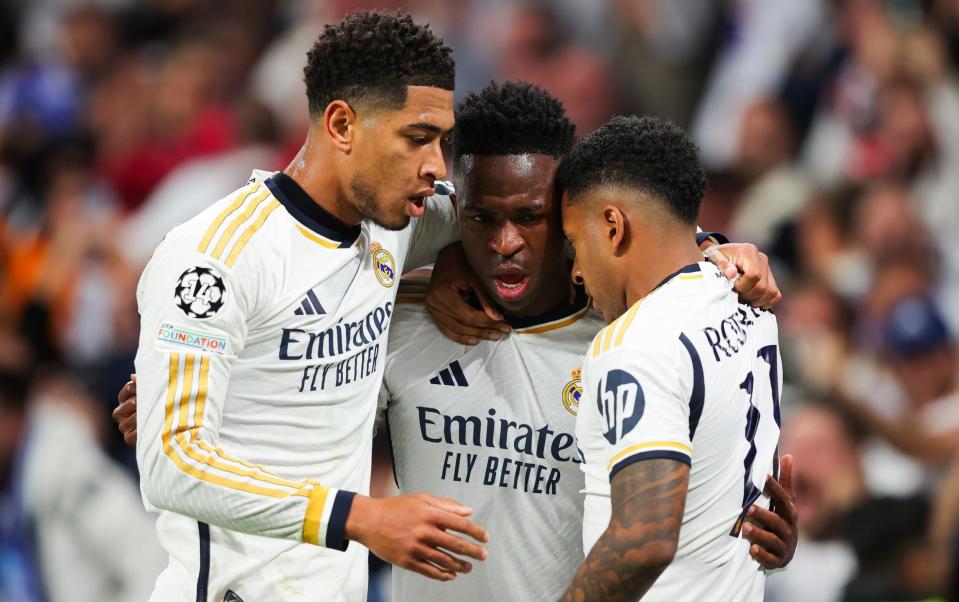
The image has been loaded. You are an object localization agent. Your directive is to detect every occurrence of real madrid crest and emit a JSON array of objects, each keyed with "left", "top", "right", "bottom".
[
  {"left": 562, "top": 367, "right": 583, "bottom": 415},
  {"left": 370, "top": 242, "right": 396, "bottom": 288},
  {"left": 174, "top": 266, "right": 226, "bottom": 319}
]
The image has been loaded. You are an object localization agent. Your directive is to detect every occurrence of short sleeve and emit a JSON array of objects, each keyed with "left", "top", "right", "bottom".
[{"left": 585, "top": 341, "right": 692, "bottom": 482}]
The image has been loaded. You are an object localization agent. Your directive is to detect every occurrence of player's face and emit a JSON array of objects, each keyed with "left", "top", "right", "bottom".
[
  {"left": 457, "top": 154, "right": 569, "bottom": 315},
  {"left": 562, "top": 193, "right": 626, "bottom": 322},
  {"left": 348, "top": 86, "right": 455, "bottom": 230}
]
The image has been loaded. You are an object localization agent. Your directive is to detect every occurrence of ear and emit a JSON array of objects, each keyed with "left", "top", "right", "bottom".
[
  {"left": 323, "top": 100, "right": 356, "bottom": 153},
  {"left": 603, "top": 205, "right": 628, "bottom": 256}
]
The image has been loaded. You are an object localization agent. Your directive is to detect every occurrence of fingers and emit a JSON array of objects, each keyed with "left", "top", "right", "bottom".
[
  {"left": 765, "top": 470, "right": 797, "bottom": 526},
  {"left": 762, "top": 267, "right": 783, "bottom": 310},
  {"left": 778, "top": 454, "right": 794, "bottom": 497},
  {"left": 748, "top": 541, "right": 783, "bottom": 570},
  {"left": 470, "top": 276, "right": 504, "bottom": 322},
  {"left": 420, "top": 493, "right": 473, "bottom": 517},
  {"left": 429, "top": 529, "right": 488, "bottom": 561},
  {"left": 407, "top": 559, "right": 456, "bottom": 582},
  {"left": 427, "top": 306, "right": 506, "bottom": 345},
  {"left": 746, "top": 504, "right": 789, "bottom": 540},
  {"left": 741, "top": 520, "right": 786, "bottom": 567},
  {"left": 117, "top": 380, "right": 136, "bottom": 404},
  {"left": 433, "top": 513, "right": 489, "bottom": 552},
  {"left": 703, "top": 246, "right": 737, "bottom": 280},
  {"left": 415, "top": 545, "right": 473, "bottom": 575},
  {"left": 123, "top": 427, "right": 137, "bottom": 446},
  {"left": 112, "top": 399, "right": 135, "bottom": 422}
]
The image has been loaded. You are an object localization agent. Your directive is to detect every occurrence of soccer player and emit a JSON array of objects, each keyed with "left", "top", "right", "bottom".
[
  {"left": 559, "top": 116, "right": 784, "bottom": 601},
  {"left": 121, "top": 81, "right": 796, "bottom": 600},
  {"left": 131, "top": 12, "right": 487, "bottom": 601}
]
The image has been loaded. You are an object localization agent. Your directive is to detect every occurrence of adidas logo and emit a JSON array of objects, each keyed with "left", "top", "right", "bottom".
[
  {"left": 429, "top": 360, "right": 468, "bottom": 387},
  {"left": 294, "top": 289, "right": 325, "bottom": 316}
]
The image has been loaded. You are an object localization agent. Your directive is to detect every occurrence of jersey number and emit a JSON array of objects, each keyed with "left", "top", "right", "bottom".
[{"left": 731, "top": 344, "right": 781, "bottom": 536}]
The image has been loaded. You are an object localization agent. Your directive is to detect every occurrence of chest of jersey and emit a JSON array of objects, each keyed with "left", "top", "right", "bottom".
[
  {"left": 386, "top": 314, "right": 600, "bottom": 499},
  {"left": 234, "top": 228, "right": 408, "bottom": 401}
]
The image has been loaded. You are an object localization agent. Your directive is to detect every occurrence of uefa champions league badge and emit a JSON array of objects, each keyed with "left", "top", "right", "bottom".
[
  {"left": 370, "top": 242, "right": 396, "bottom": 288},
  {"left": 174, "top": 266, "right": 226, "bottom": 319},
  {"left": 563, "top": 368, "right": 583, "bottom": 415}
]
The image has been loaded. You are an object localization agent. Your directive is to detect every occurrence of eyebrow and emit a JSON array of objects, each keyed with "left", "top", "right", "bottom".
[
  {"left": 405, "top": 123, "right": 451, "bottom": 136},
  {"left": 513, "top": 201, "right": 546, "bottom": 213},
  {"left": 460, "top": 200, "right": 547, "bottom": 213}
]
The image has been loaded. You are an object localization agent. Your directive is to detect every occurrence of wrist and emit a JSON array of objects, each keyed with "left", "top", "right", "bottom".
[{"left": 344, "top": 494, "right": 373, "bottom": 545}]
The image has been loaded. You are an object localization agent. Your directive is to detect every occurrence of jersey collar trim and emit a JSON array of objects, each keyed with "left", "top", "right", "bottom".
[
  {"left": 266, "top": 173, "right": 361, "bottom": 248},
  {"left": 508, "top": 285, "right": 590, "bottom": 333},
  {"left": 651, "top": 263, "right": 703, "bottom": 293}
]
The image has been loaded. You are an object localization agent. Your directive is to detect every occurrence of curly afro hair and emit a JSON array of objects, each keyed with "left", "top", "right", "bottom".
[
  {"left": 303, "top": 11, "right": 455, "bottom": 118},
  {"left": 557, "top": 115, "right": 705, "bottom": 224},
  {"left": 453, "top": 81, "right": 576, "bottom": 160}
]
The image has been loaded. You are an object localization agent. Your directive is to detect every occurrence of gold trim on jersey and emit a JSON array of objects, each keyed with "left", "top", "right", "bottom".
[
  {"left": 225, "top": 199, "right": 281, "bottom": 267},
  {"left": 296, "top": 224, "right": 340, "bottom": 249},
  {"left": 606, "top": 441, "right": 692, "bottom": 472},
  {"left": 211, "top": 188, "right": 272, "bottom": 260},
  {"left": 197, "top": 183, "right": 258, "bottom": 254},
  {"left": 161, "top": 352, "right": 332, "bottom": 543}
]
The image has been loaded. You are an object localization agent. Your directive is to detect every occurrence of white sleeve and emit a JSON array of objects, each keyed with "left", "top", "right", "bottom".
[
  {"left": 404, "top": 182, "right": 460, "bottom": 271},
  {"left": 585, "top": 339, "right": 692, "bottom": 482},
  {"left": 134, "top": 242, "right": 353, "bottom": 550}
]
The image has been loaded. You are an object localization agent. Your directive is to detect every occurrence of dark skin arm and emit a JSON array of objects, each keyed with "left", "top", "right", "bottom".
[{"left": 561, "top": 458, "right": 689, "bottom": 602}]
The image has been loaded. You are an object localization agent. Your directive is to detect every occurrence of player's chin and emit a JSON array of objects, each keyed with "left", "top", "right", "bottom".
[{"left": 372, "top": 211, "right": 412, "bottom": 232}]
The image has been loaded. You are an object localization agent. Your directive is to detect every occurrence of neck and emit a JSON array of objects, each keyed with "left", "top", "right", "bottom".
[
  {"left": 283, "top": 133, "right": 363, "bottom": 226},
  {"left": 623, "top": 226, "right": 703, "bottom": 307}
]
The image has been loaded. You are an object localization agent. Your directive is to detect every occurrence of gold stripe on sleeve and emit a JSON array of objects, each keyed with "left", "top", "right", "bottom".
[
  {"left": 197, "top": 184, "right": 258, "bottom": 254},
  {"left": 211, "top": 187, "right": 272, "bottom": 260},
  {"left": 302, "top": 485, "right": 331, "bottom": 545},
  {"left": 606, "top": 441, "right": 693, "bottom": 472},
  {"left": 224, "top": 200, "right": 281, "bottom": 268}
]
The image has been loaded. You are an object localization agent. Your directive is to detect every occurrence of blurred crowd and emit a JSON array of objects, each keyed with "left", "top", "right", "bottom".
[{"left": 0, "top": 0, "right": 957, "bottom": 601}]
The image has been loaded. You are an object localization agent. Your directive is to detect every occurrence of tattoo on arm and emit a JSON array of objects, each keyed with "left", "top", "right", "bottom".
[{"left": 561, "top": 458, "right": 690, "bottom": 602}]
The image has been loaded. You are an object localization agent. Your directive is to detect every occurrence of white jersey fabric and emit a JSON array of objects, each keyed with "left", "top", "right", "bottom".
[
  {"left": 578, "top": 261, "right": 782, "bottom": 602},
  {"left": 380, "top": 281, "right": 604, "bottom": 601},
  {"left": 134, "top": 170, "right": 457, "bottom": 602}
]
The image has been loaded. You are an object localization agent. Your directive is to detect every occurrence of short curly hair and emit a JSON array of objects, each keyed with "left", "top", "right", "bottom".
[
  {"left": 303, "top": 11, "right": 455, "bottom": 118},
  {"left": 453, "top": 81, "right": 576, "bottom": 160},
  {"left": 557, "top": 115, "right": 705, "bottom": 224}
]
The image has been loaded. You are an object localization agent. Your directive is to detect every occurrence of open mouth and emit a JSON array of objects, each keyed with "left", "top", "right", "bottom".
[
  {"left": 491, "top": 271, "right": 530, "bottom": 301},
  {"left": 407, "top": 196, "right": 427, "bottom": 217}
]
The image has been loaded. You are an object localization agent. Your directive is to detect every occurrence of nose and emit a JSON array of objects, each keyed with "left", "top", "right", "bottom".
[
  {"left": 489, "top": 221, "right": 524, "bottom": 258},
  {"left": 571, "top": 257, "right": 584, "bottom": 286},
  {"left": 420, "top": 141, "right": 447, "bottom": 182}
]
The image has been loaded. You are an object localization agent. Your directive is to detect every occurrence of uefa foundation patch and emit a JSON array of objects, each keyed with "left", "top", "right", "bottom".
[{"left": 156, "top": 322, "right": 229, "bottom": 355}]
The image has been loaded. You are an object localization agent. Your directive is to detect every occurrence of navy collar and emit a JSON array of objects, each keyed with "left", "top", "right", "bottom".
[
  {"left": 266, "top": 173, "right": 361, "bottom": 247},
  {"left": 651, "top": 263, "right": 703, "bottom": 293}
]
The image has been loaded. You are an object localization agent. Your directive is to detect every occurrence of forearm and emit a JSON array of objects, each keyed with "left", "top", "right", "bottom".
[
  {"left": 136, "top": 351, "right": 354, "bottom": 549},
  {"left": 561, "top": 458, "right": 688, "bottom": 601},
  {"left": 561, "top": 529, "right": 670, "bottom": 602}
]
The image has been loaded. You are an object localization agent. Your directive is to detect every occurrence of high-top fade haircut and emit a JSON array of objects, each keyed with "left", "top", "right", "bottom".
[
  {"left": 454, "top": 80, "right": 576, "bottom": 161},
  {"left": 303, "top": 10, "right": 455, "bottom": 118},
  {"left": 557, "top": 115, "right": 706, "bottom": 224}
]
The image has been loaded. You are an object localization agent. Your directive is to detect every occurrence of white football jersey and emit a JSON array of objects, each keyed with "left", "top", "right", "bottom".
[
  {"left": 578, "top": 262, "right": 782, "bottom": 602},
  {"left": 134, "top": 170, "right": 457, "bottom": 602},
  {"left": 380, "top": 281, "right": 604, "bottom": 601}
]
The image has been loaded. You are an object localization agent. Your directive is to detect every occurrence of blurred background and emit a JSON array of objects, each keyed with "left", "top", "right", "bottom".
[{"left": 0, "top": 0, "right": 957, "bottom": 600}]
